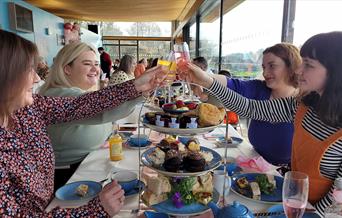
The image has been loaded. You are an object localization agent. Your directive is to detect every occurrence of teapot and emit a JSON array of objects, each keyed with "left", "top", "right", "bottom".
[{"left": 208, "top": 201, "right": 254, "bottom": 218}]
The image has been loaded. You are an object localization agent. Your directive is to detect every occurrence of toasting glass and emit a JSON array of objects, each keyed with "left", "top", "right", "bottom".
[{"left": 282, "top": 171, "right": 309, "bottom": 218}]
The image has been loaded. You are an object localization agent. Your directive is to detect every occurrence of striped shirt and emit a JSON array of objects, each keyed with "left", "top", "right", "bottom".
[{"left": 209, "top": 80, "right": 342, "bottom": 216}]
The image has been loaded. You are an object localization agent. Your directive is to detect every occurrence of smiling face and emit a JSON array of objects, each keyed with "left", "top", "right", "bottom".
[
  {"left": 64, "top": 50, "right": 100, "bottom": 90},
  {"left": 297, "top": 57, "right": 328, "bottom": 95},
  {"left": 262, "top": 53, "right": 292, "bottom": 90}
]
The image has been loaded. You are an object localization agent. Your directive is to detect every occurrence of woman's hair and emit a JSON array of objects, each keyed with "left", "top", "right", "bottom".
[
  {"left": 263, "top": 43, "right": 301, "bottom": 87},
  {"left": 300, "top": 31, "right": 342, "bottom": 127},
  {"left": 0, "top": 30, "right": 38, "bottom": 117},
  {"left": 113, "top": 55, "right": 135, "bottom": 75},
  {"left": 39, "top": 42, "right": 97, "bottom": 94}
]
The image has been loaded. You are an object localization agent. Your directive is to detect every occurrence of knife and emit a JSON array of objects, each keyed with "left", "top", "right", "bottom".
[{"left": 253, "top": 208, "right": 316, "bottom": 217}]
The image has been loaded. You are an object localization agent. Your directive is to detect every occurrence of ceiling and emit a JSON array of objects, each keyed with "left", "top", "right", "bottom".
[{"left": 24, "top": 0, "right": 200, "bottom": 22}]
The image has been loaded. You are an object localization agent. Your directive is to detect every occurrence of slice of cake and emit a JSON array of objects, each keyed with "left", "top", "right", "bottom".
[
  {"left": 142, "top": 190, "right": 168, "bottom": 206},
  {"left": 76, "top": 184, "right": 88, "bottom": 197}
]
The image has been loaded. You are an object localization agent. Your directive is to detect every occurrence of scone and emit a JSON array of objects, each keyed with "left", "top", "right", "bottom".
[{"left": 198, "top": 103, "right": 225, "bottom": 127}]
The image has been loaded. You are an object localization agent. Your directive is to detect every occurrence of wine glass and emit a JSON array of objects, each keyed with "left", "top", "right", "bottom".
[{"left": 282, "top": 171, "right": 309, "bottom": 218}]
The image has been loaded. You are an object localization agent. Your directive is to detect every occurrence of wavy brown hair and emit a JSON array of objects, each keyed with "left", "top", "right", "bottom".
[
  {"left": 0, "top": 30, "right": 38, "bottom": 118},
  {"left": 263, "top": 43, "right": 302, "bottom": 88}
]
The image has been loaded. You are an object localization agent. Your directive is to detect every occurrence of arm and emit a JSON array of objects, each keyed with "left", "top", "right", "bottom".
[
  {"left": 209, "top": 79, "right": 297, "bottom": 123},
  {"left": 35, "top": 80, "right": 141, "bottom": 126},
  {"left": 0, "top": 163, "right": 109, "bottom": 217},
  {"left": 314, "top": 150, "right": 342, "bottom": 216},
  {"left": 211, "top": 74, "right": 228, "bottom": 87}
]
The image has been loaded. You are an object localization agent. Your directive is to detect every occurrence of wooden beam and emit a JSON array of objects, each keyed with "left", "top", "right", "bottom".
[{"left": 102, "top": 36, "right": 171, "bottom": 41}]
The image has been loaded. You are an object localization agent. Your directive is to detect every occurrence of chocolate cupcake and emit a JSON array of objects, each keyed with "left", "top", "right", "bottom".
[
  {"left": 183, "top": 151, "right": 206, "bottom": 172},
  {"left": 158, "top": 139, "right": 171, "bottom": 153},
  {"left": 163, "top": 150, "right": 182, "bottom": 172}
]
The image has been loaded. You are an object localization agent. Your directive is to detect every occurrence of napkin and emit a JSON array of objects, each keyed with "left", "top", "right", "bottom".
[{"left": 236, "top": 155, "right": 274, "bottom": 173}]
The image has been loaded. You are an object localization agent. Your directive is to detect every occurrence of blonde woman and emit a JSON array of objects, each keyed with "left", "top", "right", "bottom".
[{"left": 40, "top": 42, "right": 142, "bottom": 190}]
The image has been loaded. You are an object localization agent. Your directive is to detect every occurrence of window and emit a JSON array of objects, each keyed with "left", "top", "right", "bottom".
[
  {"left": 221, "top": 0, "right": 283, "bottom": 79},
  {"left": 102, "top": 22, "right": 171, "bottom": 37},
  {"left": 293, "top": 0, "right": 342, "bottom": 47},
  {"left": 139, "top": 41, "right": 171, "bottom": 60},
  {"left": 189, "top": 23, "right": 197, "bottom": 58},
  {"left": 199, "top": 2, "right": 221, "bottom": 73}
]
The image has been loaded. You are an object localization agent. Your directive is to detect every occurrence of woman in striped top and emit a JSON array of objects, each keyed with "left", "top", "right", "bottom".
[{"left": 182, "top": 32, "right": 342, "bottom": 216}]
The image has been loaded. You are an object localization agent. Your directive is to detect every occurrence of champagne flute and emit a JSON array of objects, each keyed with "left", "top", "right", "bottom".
[{"left": 282, "top": 171, "right": 309, "bottom": 218}]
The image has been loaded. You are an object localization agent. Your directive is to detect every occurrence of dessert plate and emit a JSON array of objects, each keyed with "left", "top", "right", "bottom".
[
  {"left": 141, "top": 146, "right": 222, "bottom": 177},
  {"left": 152, "top": 189, "right": 219, "bottom": 216},
  {"left": 231, "top": 173, "right": 284, "bottom": 204},
  {"left": 124, "top": 180, "right": 145, "bottom": 197},
  {"left": 142, "top": 116, "right": 218, "bottom": 135},
  {"left": 55, "top": 181, "right": 102, "bottom": 201}
]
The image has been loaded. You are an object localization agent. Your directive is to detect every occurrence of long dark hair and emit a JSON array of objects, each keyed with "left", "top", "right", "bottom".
[
  {"left": 114, "top": 55, "right": 135, "bottom": 75},
  {"left": 301, "top": 31, "right": 342, "bottom": 127},
  {"left": 0, "top": 30, "right": 38, "bottom": 117}
]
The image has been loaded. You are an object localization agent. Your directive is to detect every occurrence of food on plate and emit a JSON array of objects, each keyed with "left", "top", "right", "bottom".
[
  {"left": 237, "top": 177, "right": 249, "bottom": 189},
  {"left": 200, "top": 151, "right": 214, "bottom": 163},
  {"left": 176, "top": 100, "right": 186, "bottom": 108},
  {"left": 187, "top": 141, "right": 200, "bottom": 152},
  {"left": 255, "top": 174, "right": 276, "bottom": 194},
  {"left": 183, "top": 151, "right": 206, "bottom": 172},
  {"left": 183, "top": 103, "right": 225, "bottom": 127},
  {"left": 249, "top": 182, "right": 261, "bottom": 200},
  {"left": 142, "top": 189, "right": 168, "bottom": 206},
  {"left": 149, "top": 147, "right": 165, "bottom": 166},
  {"left": 192, "top": 173, "right": 213, "bottom": 194},
  {"left": 170, "top": 173, "right": 214, "bottom": 208},
  {"left": 163, "top": 150, "right": 182, "bottom": 172},
  {"left": 75, "top": 184, "right": 89, "bottom": 197},
  {"left": 146, "top": 174, "right": 171, "bottom": 195}
]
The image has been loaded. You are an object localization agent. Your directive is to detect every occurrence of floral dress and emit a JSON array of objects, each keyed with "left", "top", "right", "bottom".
[{"left": 0, "top": 80, "right": 140, "bottom": 217}]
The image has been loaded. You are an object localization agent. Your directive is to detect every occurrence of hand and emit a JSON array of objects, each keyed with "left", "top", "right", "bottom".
[
  {"left": 99, "top": 180, "right": 125, "bottom": 216},
  {"left": 100, "top": 78, "right": 109, "bottom": 89},
  {"left": 134, "top": 65, "right": 167, "bottom": 92},
  {"left": 178, "top": 63, "right": 214, "bottom": 89}
]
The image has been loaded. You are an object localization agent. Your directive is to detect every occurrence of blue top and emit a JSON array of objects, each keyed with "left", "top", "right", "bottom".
[{"left": 227, "top": 78, "right": 294, "bottom": 165}]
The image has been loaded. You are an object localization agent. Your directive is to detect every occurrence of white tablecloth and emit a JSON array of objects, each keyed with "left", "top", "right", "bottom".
[{"left": 46, "top": 124, "right": 280, "bottom": 216}]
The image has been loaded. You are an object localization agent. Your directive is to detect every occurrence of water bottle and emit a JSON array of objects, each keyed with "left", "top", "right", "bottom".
[{"left": 324, "top": 178, "right": 342, "bottom": 217}]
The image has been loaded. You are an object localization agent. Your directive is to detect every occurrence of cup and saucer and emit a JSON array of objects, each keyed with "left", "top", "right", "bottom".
[
  {"left": 126, "top": 134, "right": 152, "bottom": 149},
  {"left": 111, "top": 171, "right": 145, "bottom": 197}
]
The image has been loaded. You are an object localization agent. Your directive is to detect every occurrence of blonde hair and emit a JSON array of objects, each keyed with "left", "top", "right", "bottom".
[{"left": 39, "top": 42, "right": 98, "bottom": 94}]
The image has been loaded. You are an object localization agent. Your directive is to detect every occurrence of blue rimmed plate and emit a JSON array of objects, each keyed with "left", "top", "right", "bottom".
[
  {"left": 267, "top": 205, "right": 319, "bottom": 218},
  {"left": 141, "top": 146, "right": 222, "bottom": 177},
  {"left": 124, "top": 180, "right": 145, "bottom": 197},
  {"left": 215, "top": 136, "right": 243, "bottom": 147},
  {"left": 144, "top": 211, "right": 170, "bottom": 218},
  {"left": 55, "top": 181, "right": 102, "bottom": 201},
  {"left": 125, "top": 139, "right": 152, "bottom": 149},
  {"left": 231, "top": 173, "right": 284, "bottom": 204},
  {"left": 152, "top": 189, "right": 219, "bottom": 216}
]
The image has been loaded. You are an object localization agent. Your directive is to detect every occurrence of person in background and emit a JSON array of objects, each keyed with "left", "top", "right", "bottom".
[
  {"left": 33, "top": 56, "right": 49, "bottom": 93},
  {"left": 113, "top": 58, "right": 120, "bottom": 71},
  {"left": 218, "top": 69, "right": 231, "bottom": 78},
  {"left": 98, "top": 47, "right": 112, "bottom": 79},
  {"left": 150, "top": 58, "right": 159, "bottom": 68},
  {"left": 211, "top": 43, "right": 302, "bottom": 167},
  {"left": 0, "top": 30, "right": 165, "bottom": 217},
  {"left": 192, "top": 56, "right": 208, "bottom": 71},
  {"left": 109, "top": 55, "right": 136, "bottom": 85},
  {"left": 134, "top": 58, "right": 148, "bottom": 78},
  {"left": 184, "top": 32, "right": 342, "bottom": 216},
  {"left": 39, "top": 42, "right": 143, "bottom": 191}
]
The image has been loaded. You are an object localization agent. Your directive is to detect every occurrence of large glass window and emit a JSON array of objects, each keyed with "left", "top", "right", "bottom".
[
  {"left": 102, "top": 22, "right": 171, "bottom": 37},
  {"left": 139, "top": 41, "right": 171, "bottom": 60},
  {"left": 199, "top": 2, "right": 221, "bottom": 73},
  {"left": 221, "top": 0, "right": 283, "bottom": 79},
  {"left": 293, "top": 0, "right": 342, "bottom": 47},
  {"left": 189, "top": 23, "right": 197, "bottom": 58}
]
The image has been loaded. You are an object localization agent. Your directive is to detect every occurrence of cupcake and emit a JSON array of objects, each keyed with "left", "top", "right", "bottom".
[
  {"left": 163, "top": 150, "right": 182, "bottom": 172},
  {"left": 183, "top": 151, "right": 206, "bottom": 172},
  {"left": 158, "top": 139, "right": 171, "bottom": 153}
]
